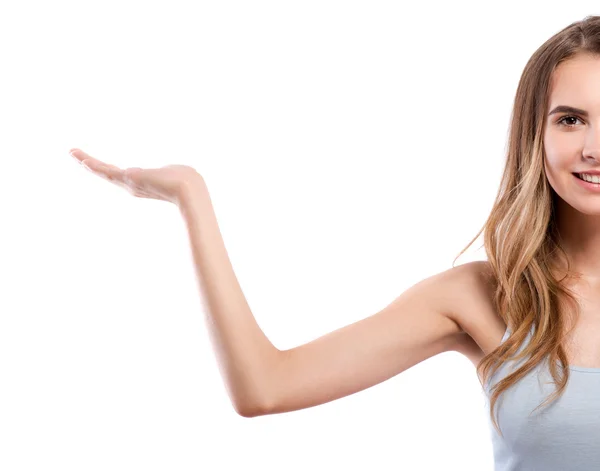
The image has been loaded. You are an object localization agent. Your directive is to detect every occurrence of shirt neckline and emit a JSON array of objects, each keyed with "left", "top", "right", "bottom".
[
  {"left": 554, "top": 360, "right": 600, "bottom": 374},
  {"left": 505, "top": 326, "right": 600, "bottom": 374}
]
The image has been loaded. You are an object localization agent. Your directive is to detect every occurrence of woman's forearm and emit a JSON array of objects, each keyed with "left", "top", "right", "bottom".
[{"left": 176, "top": 177, "right": 281, "bottom": 417}]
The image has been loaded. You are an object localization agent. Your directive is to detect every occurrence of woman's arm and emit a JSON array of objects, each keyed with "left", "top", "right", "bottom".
[
  {"left": 177, "top": 177, "right": 473, "bottom": 418},
  {"left": 70, "top": 149, "right": 476, "bottom": 419},
  {"left": 178, "top": 178, "right": 282, "bottom": 417}
]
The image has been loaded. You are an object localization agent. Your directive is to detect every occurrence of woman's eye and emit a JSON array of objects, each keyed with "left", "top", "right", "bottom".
[{"left": 557, "top": 115, "right": 583, "bottom": 127}]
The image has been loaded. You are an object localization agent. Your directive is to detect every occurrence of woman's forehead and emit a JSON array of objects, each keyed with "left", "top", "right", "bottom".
[{"left": 549, "top": 54, "right": 600, "bottom": 109}]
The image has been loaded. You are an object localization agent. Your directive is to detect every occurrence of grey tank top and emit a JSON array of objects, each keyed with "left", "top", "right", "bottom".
[{"left": 484, "top": 324, "right": 600, "bottom": 470}]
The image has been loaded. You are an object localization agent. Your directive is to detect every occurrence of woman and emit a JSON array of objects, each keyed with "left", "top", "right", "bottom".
[{"left": 70, "top": 15, "right": 600, "bottom": 471}]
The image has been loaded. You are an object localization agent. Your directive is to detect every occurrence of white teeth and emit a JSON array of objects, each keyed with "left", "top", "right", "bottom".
[{"left": 580, "top": 173, "right": 600, "bottom": 183}]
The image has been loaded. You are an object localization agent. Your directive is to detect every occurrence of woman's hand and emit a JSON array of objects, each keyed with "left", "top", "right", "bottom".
[{"left": 70, "top": 148, "right": 203, "bottom": 206}]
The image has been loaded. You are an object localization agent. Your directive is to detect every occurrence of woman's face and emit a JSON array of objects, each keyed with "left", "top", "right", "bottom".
[{"left": 544, "top": 53, "right": 600, "bottom": 215}]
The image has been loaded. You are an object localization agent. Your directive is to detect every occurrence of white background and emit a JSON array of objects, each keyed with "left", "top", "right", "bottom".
[{"left": 0, "top": 2, "right": 596, "bottom": 470}]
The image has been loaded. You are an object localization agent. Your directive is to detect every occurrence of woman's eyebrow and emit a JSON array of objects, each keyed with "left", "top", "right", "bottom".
[{"left": 548, "top": 105, "right": 588, "bottom": 117}]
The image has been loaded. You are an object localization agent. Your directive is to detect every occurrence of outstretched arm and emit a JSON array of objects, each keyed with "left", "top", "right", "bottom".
[
  {"left": 180, "top": 180, "right": 471, "bottom": 418},
  {"left": 70, "top": 148, "right": 472, "bottom": 419}
]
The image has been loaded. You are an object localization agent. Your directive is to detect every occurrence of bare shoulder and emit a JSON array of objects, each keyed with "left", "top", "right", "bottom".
[{"left": 443, "top": 260, "right": 507, "bottom": 368}]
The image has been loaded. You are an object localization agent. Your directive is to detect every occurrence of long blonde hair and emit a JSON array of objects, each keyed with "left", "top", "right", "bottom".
[{"left": 454, "top": 15, "right": 600, "bottom": 437}]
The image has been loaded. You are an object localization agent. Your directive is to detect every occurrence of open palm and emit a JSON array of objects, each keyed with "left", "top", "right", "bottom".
[{"left": 70, "top": 148, "right": 202, "bottom": 206}]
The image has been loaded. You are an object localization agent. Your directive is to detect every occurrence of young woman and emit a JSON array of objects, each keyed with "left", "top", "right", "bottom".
[{"left": 70, "top": 15, "right": 600, "bottom": 471}]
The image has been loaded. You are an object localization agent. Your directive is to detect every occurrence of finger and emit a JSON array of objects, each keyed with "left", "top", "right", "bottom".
[
  {"left": 70, "top": 149, "right": 104, "bottom": 170},
  {"left": 72, "top": 149, "right": 136, "bottom": 193},
  {"left": 71, "top": 149, "right": 116, "bottom": 172},
  {"left": 69, "top": 148, "right": 88, "bottom": 165},
  {"left": 83, "top": 159, "right": 124, "bottom": 183}
]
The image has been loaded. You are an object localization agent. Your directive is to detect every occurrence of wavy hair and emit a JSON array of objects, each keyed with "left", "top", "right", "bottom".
[{"left": 453, "top": 15, "right": 600, "bottom": 438}]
